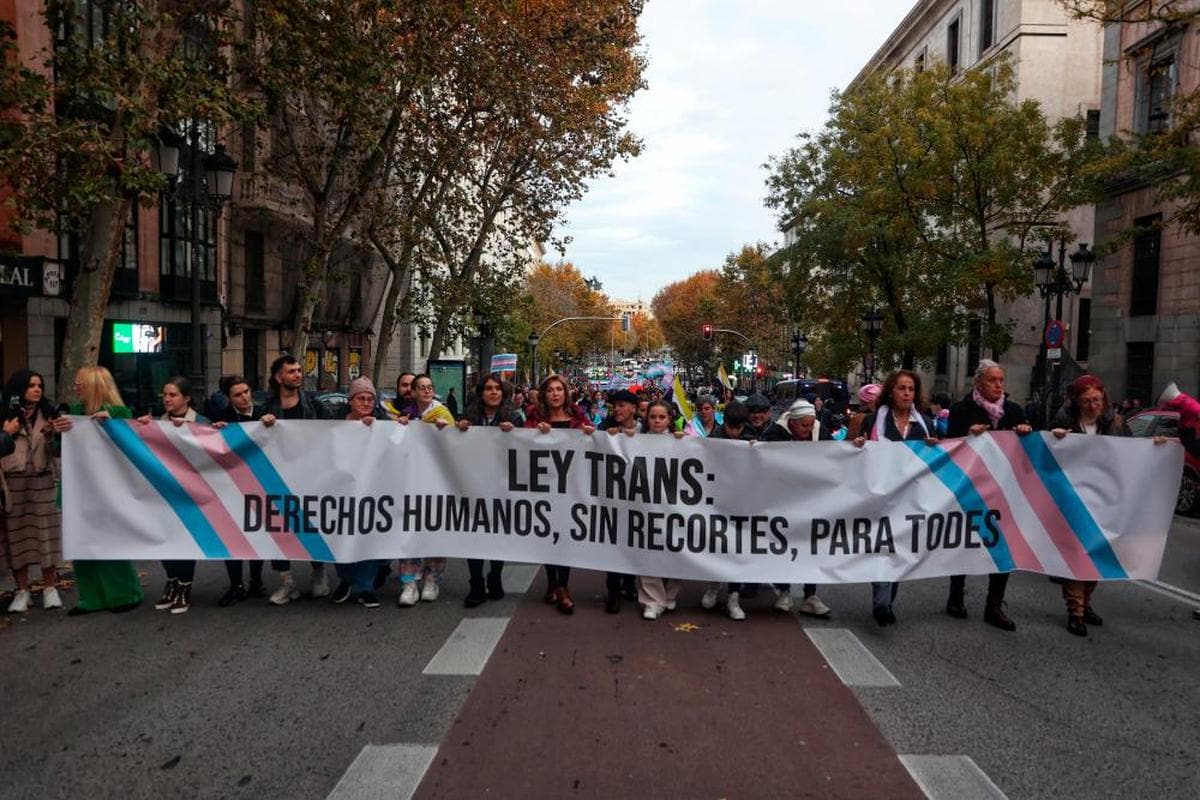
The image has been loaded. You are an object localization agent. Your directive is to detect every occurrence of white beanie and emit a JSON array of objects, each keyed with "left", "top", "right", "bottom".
[{"left": 783, "top": 399, "right": 816, "bottom": 421}]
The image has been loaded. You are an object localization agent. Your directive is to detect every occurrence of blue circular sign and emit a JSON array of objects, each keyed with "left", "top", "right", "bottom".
[{"left": 1044, "top": 320, "right": 1065, "bottom": 348}]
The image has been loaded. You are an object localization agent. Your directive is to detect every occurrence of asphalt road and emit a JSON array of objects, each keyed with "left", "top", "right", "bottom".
[{"left": 2, "top": 518, "right": 1198, "bottom": 799}]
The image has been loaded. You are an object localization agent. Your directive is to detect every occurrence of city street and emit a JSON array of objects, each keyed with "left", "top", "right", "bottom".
[{"left": 2, "top": 518, "right": 1198, "bottom": 799}]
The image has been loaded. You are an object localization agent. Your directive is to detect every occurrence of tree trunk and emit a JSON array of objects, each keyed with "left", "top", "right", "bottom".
[
  {"left": 58, "top": 195, "right": 130, "bottom": 395},
  {"left": 290, "top": 244, "right": 332, "bottom": 358},
  {"left": 424, "top": 310, "right": 453, "bottom": 370},
  {"left": 369, "top": 233, "right": 414, "bottom": 381}
]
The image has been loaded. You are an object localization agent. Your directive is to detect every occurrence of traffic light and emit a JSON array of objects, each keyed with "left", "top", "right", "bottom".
[
  {"left": 755, "top": 363, "right": 766, "bottom": 377},
  {"left": 701, "top": 323, "right": 713, "bottom": 341}
]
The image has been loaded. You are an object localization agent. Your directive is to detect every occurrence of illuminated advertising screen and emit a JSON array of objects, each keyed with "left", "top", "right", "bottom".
[{"left": 112, "top": 322, "right": 165, "bottom": 354}]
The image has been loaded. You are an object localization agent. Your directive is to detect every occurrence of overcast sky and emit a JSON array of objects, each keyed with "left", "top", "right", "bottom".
[{"left": 552, "top": 0, "right": 914, "bottom": 303}]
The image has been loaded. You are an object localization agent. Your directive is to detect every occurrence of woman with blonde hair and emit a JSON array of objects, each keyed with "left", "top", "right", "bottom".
[{"left": 64, "top": 366, "right": 144, "bottom": 615}]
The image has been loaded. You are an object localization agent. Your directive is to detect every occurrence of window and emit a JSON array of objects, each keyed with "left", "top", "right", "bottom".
[
  {"left": 979, "top": 0, "right": 996, "bottom": 53},
  {"left": 947, "top": 16, "right": 961, "bottom": 74},
  {"left": 914, "top": 47, "right": 926, "bottom": 74},
  {"left": 112, "top": 202, "right": 139, "bottom": 297},
  {"left": 1086, "top": 109, "right": 1101, "bottom": 139},
  {"left": 1126, "top": 343, "right": 1155, "bottom": 405},
  {"left": 1145, "top": 56, "right": 1176, "bottom": 134},
  {"left": 1075, "top": 298, "right": 1091, "bottom": 362},
  {"left": 159, "top": 191, "right": 217, "bottom": 303},
  {"left": 1130, "top": 214, "right": 1161, "bottom": 316},
  {"left": 966, "top": 317, "right": 982, "bottom": 377},
  {"left": 244, "top": 231, "right": 265, "bottom": 312},
  {"left": 55, "top": 0, "right": 109, "bottom": 50}
]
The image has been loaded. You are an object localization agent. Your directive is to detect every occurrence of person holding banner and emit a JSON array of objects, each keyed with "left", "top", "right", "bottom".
[
  {"left": 945, "top": 360, "right": 1032, "bottom": 631},
  {"left": 1049, "top": 375, "right": 1129, "bottom": 637},
  {"left": 637, "top": 400, "right": 686, "bottom": 620},
  {"left": 2, "top": 369, "right": 72, "bottom": 614},
  {"left": 526, "top": 374, "right": 595, "bottom": 614},
  {"left": 137, "top": 376, "right": 209, "bottom": 615},
  {"left": 396, "top": 374, "right": 455, "bottom": 606},
  {"left": 211, "top": 376, "right": 267, "bottom": 607},
  {"left": 601, "top": 389, "right": 642, "bottom": 613},
  {"left": 758, "top": 399, "right": 834, "bottom": 619},
  {"left": 260, "top": 355, "right": 334, "bottom": 606},
  {"left": 328, "top": 377, "right": 390, "bottom": 609},
  {"left": 62, "top": 367, "right": 143, "bottom": 616},
  {"left": 853, "top": 370, "right": 938, "bottom": 627},
  {"left": 457, "top": 374, "right": 522, "bottom": 608}
]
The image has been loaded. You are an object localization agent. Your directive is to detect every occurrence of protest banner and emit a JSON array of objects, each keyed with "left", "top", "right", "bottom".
[{"left": 61, "top": 419, "right": 1181, "bottom": 583}]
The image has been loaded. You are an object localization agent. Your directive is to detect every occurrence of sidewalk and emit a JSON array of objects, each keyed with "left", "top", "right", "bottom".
[{"left": 415, "top": 571, "right": 923, "bottom": 799}]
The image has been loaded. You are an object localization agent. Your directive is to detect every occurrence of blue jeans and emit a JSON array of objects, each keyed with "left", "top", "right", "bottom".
[{"left": 336, "top": 560, "right": 384, "bottom": 595}]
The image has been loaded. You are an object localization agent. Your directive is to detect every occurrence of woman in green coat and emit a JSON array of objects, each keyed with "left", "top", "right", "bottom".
[{"left": 64, "top": 366, "right": 143, "bottom": 615}]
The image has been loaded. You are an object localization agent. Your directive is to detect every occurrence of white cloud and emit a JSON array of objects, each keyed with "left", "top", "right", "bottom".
[{"left": 553, "top": 0, "right": 913, "bottom": 301}]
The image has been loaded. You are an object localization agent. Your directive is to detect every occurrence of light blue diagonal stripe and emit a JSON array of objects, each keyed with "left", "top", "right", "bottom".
[
  {"left": 100, "top": 421, "right": 228, "bottom": 558},
  {"left": 1017, "top": 434, "right": 1126, "bottom": 579},
  {"left": 904, "top": 442, "right": 1015, "bottom": 572},
  {"left": 219, "top": 423, "right": 335, "bottom": 561}
]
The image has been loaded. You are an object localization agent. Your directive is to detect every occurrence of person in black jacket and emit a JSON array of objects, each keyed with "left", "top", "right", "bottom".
[
  {"left": 852, "top": 369, "right": 938, "bottom": 627},
  {"left": 260, "top": 355, "right": 334, "bottom": 605},
  {"left": 211, "top": 376, "right": 266, "bottom": 605},
  {"left": 456, "top": 374, "right": 522, "bottom": 608},
  {"left": 944, "top": 360, "right": 1033, "bottom": 631}
]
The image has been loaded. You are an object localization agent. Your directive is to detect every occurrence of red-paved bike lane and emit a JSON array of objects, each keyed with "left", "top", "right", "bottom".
[{"left": 415, "top": 572, "right": 923, "bottom": 799}]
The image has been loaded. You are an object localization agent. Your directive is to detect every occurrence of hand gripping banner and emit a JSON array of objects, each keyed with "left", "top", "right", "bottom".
[{"left": 61, "top": 418, "right": 1182, "bottom": 583}]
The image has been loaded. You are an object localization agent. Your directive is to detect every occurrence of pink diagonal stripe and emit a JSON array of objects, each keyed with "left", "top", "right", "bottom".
[
  {"left": 937, "top": 439, "right": 1044, "bottom": 572},
  {"left": 990, "top": 432, "right": 1100, "bottom": 580},
  {"left": 190, "top": 425, "right": 309, "bottom": 561},
  {"left": 133, "top": 423, "right": 259, "bottom": 559}
]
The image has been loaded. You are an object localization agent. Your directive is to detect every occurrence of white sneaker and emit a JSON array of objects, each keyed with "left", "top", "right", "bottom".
[
  {"left": 42, "top": 587, "right": 62, "bottom": 610},
  {"left": 727, "top": 592, "right": 746, "bottom": 621},
  {"left": 797, "top": 594, "right": 832, "bottom": 618},
  {"left": 310, "top": 569, "right": 331, "bottom": 599},
  {"left": 420, "top": 576, "right": 439, "bottom": 602},
  {"left": 398, "top": 582, "right": 419, "bottom": 607},
  {"left": 773, "top": 588, "right": 793, "bottom": 612},
  {"left": 701, "top": 585, "right": 720, "bottom": 610},
  {"left": 642, "top": 603, "right": 662, "bottom": 620},
  {"left": 269, "top": 577, "right": 299, "bottom": 606},
  {"left": 664, "top": 600, "right": 677, "bottom": 612},
  {"left": 7, "top": 590, "right": 30, "bottom": 613}
]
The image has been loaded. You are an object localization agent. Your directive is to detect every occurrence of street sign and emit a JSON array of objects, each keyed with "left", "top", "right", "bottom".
[
  {"left": 1044, "top": 320, "right": 1065, "bottom": 349},
  {"left": 1047, "top": 347, "right": 1062, "bottom": 360}
]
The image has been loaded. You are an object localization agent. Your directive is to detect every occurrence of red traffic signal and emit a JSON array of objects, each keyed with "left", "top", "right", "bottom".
[
  {"left": 701, "top": 323, "right": 713, "bottom": 341},
  {"left": 755, "top": 363, "right": 766, "bottom": 377}
]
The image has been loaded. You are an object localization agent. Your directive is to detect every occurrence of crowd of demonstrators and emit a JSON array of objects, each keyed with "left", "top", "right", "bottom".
[{"left": 0, "top": 362, "right": 1188, "bottom": 638}]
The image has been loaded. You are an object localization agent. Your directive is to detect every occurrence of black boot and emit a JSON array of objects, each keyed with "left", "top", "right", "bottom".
[
  {"left": 984, "top": 601, "right": 1016, "bottom": 631},
  {"left": 486, "top": 569, "right": 505, "bottom": 601},
  {"left": 1067, "top": 615, "right": 1087, "bottom": 636},
  {"left": 1082, "top": 606, "right": 1103, "bottom": 626},
  {"left": 464, "top": 578, "right": 487, "bottom": 608},
  {"left": 945, "top": 592, "right": 968, "bottom": 619}
]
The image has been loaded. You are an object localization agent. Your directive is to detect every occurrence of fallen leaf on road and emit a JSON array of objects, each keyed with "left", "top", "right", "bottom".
[
  {"left": 161, "top": 755, "right": 181, "bottom": 770},
  {"left": 672, "top": 623, "right": 700, "bottom": 632}
]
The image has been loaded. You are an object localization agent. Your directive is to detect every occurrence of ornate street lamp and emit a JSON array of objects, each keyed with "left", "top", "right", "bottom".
[
  {"left": 860, "top": 309, "right": 883, "bottom": 382},
  {"left": 1034, "top": 241, "right": 1095, "bottom": 423}
]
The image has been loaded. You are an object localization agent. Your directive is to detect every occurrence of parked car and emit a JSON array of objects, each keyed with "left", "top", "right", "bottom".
[
  {"left": 1128, "top": 409, "right": 1199, "bottom": 515},
  {"left": 315, "top": 391, "right": 349, "bottom": 419}
]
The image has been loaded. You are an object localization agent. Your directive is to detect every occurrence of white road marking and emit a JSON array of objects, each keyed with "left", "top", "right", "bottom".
[
  {"left": 1137, "top": 579, "right": 1200, "bottom": 605},
  {"left": 502, "top": 563, "right": 538, "bottom": 594},
  {"left": 423, "top": 617, "right": 511, "bottom": 675},
  {"left": 803, "top": 628, "right": 901, "bottom": 687},
  {"left": 326, "top": 743, "right": 437, "bottom": 800},
  {"left": 898, "top": 755, "right": 1008, "bottom": 800}
]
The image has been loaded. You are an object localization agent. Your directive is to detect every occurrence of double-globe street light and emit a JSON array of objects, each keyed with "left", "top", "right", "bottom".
[
  {"left": 1034, "top": 240, "right": 1095, "bottom": 423},
  {"left": 790, "top": 328, "right": 808, "bottom": 378},
  {"left": 154, "top": 122, "right": 237, "bottom": 398}
]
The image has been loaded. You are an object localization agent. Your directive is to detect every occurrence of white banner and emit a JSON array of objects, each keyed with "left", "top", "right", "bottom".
[{"left": 61, "top": 418, "right": 1182, "bottom": 583}]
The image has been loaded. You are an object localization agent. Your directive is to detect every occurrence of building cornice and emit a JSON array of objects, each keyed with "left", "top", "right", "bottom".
[{"left": 850, "top": 0, "right": 956, "bottom": 90}]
